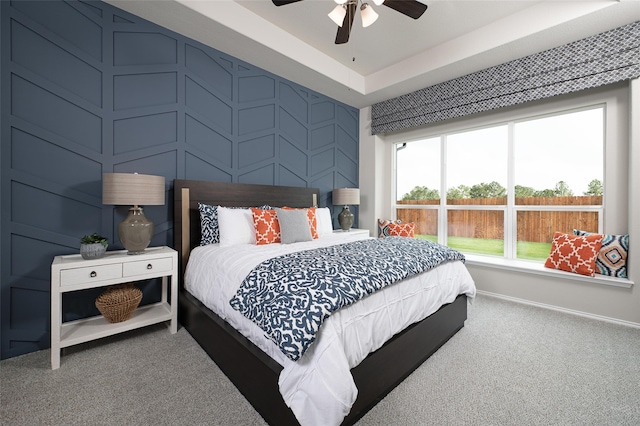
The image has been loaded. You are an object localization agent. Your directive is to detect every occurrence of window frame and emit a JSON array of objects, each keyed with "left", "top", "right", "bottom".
[{"left": 387, "top": 83, "right": 629, "bottom": 284}]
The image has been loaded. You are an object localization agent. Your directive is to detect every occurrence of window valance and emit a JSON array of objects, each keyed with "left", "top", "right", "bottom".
[{"left": 371, "top": 21, "right": 640, "bottom": 135}]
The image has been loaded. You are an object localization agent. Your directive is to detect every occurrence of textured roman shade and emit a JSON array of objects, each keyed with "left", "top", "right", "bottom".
[{"left": 371, "top": 21, "right": 640, "bottom": 135}]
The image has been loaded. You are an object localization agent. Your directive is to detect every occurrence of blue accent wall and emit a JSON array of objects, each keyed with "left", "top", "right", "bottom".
[{"left": 0, "top": 0, "right": 359, "bottom": 359}]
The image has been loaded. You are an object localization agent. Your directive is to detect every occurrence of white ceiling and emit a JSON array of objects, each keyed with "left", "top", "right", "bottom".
[{"left": 105, "top": 0, "right": 640, "bottom": 108}]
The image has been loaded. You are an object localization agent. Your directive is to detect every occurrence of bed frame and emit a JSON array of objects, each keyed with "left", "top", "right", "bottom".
[{"left": 173, "top": 179, "right": 468, "bottom": 426}]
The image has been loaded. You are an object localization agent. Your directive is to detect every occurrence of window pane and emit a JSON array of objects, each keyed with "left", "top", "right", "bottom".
[
  {"left": 447, "top": 209, "right": 504, "bottom": 256},
  {"left": 397, "top": 208, "right": 437, "bottom": 242},
  {"left": 516, "top": 210, "right": 600, "bottom": 260},
  {"left": 396, "top": 138, "right": 440, "bottom": 203},
  {"left": 514, "top": 108, "right": 603, "bottom": 205},
  {"left": 446, "top": 126, "right": 508, "bottom": 205}
]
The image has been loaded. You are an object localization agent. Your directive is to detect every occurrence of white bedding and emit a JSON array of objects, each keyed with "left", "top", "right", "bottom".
[{"left": 185, "top": 233, "right": 476, "bottom": 426}]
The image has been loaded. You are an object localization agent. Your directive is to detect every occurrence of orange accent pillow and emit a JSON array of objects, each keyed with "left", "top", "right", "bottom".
[
  {"left": 387, "top": 222, "right": 415, "bottom": 238},
  {"left": 544, "top": 231, "right": 603, "bottom": 276},
  {"left": 251, "top": 208, "right": 281, "bottom": 245},
  {"left": 281, "top": 207, "right": 318, "bottom": 239}
]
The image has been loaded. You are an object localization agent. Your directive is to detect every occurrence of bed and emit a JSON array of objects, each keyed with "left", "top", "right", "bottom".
[{"left": 173, "top": 179, "right": 475, "bottom": 425}]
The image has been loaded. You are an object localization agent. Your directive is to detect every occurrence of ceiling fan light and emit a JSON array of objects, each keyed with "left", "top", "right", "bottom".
[
  {"left": 328, "top": 5, "right": 347, "bottom": 26},
  {"left": 372, "top": 0, "right": 384, "bottom": 5},
  {"left": 334, "top": 0, "right": 348, "bottom": 4},
  {"left": 360, "top": 3, "right": 378, "bottom": 28}
]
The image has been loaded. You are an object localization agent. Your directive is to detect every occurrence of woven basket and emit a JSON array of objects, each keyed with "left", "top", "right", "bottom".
[{"left": 95, "top": 284, "right": 142, "bottom": 323}]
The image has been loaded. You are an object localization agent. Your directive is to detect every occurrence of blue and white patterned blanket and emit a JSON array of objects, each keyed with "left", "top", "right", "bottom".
[{"left": 229, "top": 237, "right": 465, "bottom": 361}]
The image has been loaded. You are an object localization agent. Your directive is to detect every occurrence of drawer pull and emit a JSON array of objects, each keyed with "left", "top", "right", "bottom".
[
  {"left": 147, "top": 264, "right": 153, "bottom": 270},
  {"left": 90, "top": 271, "right": 97, "bottom": 278}
]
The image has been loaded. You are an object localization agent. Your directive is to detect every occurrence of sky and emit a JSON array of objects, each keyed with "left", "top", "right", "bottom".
[{"left": 396, "top": 107, "right": 604, "bottom": 198}]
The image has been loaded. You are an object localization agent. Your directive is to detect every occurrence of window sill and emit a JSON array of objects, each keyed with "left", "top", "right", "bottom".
[{"left": 464, "top": 254, "right": 634, "bottom": 289}]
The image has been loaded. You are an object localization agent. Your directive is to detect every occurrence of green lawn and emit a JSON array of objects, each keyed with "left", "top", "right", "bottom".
[{"left": 415, "top": 234, "right": 551, "bottom": 261}]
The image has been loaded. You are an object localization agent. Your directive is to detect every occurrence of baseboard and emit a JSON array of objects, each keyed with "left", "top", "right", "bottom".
[{"left": 476, "top": 290, "right": 640, "bottom": 329}]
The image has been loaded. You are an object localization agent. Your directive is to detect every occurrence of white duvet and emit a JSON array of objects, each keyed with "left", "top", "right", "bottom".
[{"left": 185, "top": 233, "right": 476, "bottom": 426}]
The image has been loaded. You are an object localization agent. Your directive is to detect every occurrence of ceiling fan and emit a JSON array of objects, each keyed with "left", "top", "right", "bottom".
[{"left": 272, "top": 0, "right": 428, "bottom": 44}]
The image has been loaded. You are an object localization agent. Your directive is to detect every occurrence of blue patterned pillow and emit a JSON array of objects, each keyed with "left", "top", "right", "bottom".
[
  {"left": 573, "top": 229, "right": 629, "bottom": 278},
  {"left": 198, "top": 203, "right": 272, "bottom": 246},
  {"left": 378, "top": 219, "right": 403, "bottom": 238},
  {"left": 198, "top": 203, "right": 219, "bottom": 245}
]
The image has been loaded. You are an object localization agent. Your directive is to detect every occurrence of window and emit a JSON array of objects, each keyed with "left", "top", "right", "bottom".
[{"left": 394, "top": 105, "right": 604, "bottom": 262}]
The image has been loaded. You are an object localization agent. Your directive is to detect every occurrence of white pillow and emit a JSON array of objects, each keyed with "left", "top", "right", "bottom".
[
  {"left": 315, "top": 207, "right": 333, "bottom": 236},
  {"left": 217, "top": 206, "right": 256, "bottom": 247}
]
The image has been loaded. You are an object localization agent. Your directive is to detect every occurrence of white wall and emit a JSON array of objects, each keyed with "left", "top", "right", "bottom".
[{"left": 359, "top": 81, "right": 640, "bottom": 326}]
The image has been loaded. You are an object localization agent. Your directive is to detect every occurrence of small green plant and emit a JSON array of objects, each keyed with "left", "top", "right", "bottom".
[{"left": 81, "top": 233, "right": 108, "bottom": 248}]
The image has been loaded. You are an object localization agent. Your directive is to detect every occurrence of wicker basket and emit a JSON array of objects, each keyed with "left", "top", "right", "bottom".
[{"left": 95, "top": 284, "right": 142, "bottom": 323}]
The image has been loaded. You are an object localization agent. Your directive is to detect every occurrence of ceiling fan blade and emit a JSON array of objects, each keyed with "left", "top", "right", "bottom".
[
  {"left": 383, "top": 0, "right": 428, "bottom": 19},
  {"left": 335, "top": 2, "right": 357, "bottom": 44},
  {"left": 272, "top": 0, "right": 303, "bottom": 6}
]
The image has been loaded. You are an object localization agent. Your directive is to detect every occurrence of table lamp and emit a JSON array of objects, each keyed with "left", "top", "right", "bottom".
[
  {"left": 103, "top": 173, "right": 165, "bottom": 254},
  {"left": 332, "top": 188, "right": 360, "bottom": 231}
]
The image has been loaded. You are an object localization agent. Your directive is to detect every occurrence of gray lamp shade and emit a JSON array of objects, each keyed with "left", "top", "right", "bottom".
[
  {"left": 103, "top": 173, "right": 165, "bottom": 206},
  {"left": 332, "top": 188, "right": 360, "bottom": 206},
  {"left": 103, "top": 173, "right": 165, "bottom": 254},
  {"left": 333, "top": 188, "right": 360, "bottom": 231}
]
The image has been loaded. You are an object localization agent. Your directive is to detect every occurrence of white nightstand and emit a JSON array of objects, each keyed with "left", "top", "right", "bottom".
[
  {"left": 50, "top": 246, "right": 178, "bottom": 369},
  {"left": 333, "top": 228, "right": 370, "bottom": 237}
]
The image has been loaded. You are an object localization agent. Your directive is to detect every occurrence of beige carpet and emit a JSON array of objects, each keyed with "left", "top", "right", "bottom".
[{"left": 2, "top": 295, "right": 639, "bottom": 425}]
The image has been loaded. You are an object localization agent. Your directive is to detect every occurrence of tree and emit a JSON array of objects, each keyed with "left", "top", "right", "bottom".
[
  {"left": 554, "top": 180, "right": 573, "bottom": 196},
  {"left": 401, "top": 185, "right": 440, "bottom": 200},
  {"left": 515, "top": 185, "right": 536, "bottom": 198},
  {"left": 447, "top": 185, "right": 470, "bottom": 199},
  {"left": 534, "top": 188, "right": 556, "bottom": 197},
  {"left": 469, "top": 181, "right": 506, "bottom": 198},
  {"left": 584, "top": 179, "right": 603, "bottom": 196}
]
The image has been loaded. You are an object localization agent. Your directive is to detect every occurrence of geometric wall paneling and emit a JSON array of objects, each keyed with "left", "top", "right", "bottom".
[
  {"left": 1, "top": 0, "right": 358, "bottom": 360},
  {"left": 10, "top": 128, "right": 102, "bottom": 196},
  {"left": 238, "top": 163, "right": 276, "bottom": 186},
  {"left": 112, "top": 150, "right": 177, "bottom": 178},
  {"left": 238, "top": 104, "right": 275, "bottom": 136},
  {"left": 335, "top": 170, "right": 358, "bottom": 189},
  {"left": 239, "top": 75, "right": 275, "bottom": 103},
  {"left": 11, "top": 181, "right": 102, "bottom": 239},
  {"left": 113, "top": 111, "right": 178, "bottom": 154},
  {"left": 113, "top": 32, "right": 177, "bottom": 66},
  {"left": 310, "top": 171, "right": 335, "bottom": 205},
  {"left": 279, "top": 165, "right": 308, "bottom": 189},
  {"left": 279, "top": 82, "right": 308, "bottom": 123},
  {"left": 184, "top": 115, "right": 233, "bottom": 168},
  {"left": 185, "top": 76, "right": 233, "bottom": 135},
  {"left": 337, "top": 150, "right": 358, "bottom": 185},
  {"left": 336, "top": 125, "right": 358, "bottom": 161},
  {"left": 311, "top": 148, "right": 336, "bottom": 176},
  {"left": 238, "top": 134, "right": 275, "bottom": 169},
  {"left": 185, "top": 44, "right": 233, "bottom": 101},
  {"left": 9, "top": 287, "right": 49, "bottom": 347},
  {"left": 311, "top": 100, "right": 336, "bottom": 124},
  {"left": 279, "top": 136, "right": 308, "bottom": 178},
  {"left": 11, "top": 75, "right": 102, "bottom": 153},
  {"left": 113, "top": 72, "right": 177, "bottom": 110},
  {"left": 311, "top": 124, "right": 335, "bottom": 150},
  {"left": 184, "top": 152, "right": 233, "bottom": 183},
  {"left": 337, "top": 104, "right": 359, "bottom": 136},
  {"left": 279, "top": 107, "right": 308, "bottom": 149},
  {"left": 10, "top": 0, "right": 103, "bottom": 61},
  {"left": 11, "top": 20, "right": 102, "bottom": 107}
]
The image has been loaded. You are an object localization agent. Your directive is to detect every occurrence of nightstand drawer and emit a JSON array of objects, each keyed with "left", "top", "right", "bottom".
[
  {"left": 123, "top": 257, "right": 173, "bottom": 277},
  {"left": 60, "top": 264, "right": 122, "bottom": 286}
]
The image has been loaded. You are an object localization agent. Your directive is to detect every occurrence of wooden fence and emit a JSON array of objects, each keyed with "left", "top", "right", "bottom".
[{"left": 397, "top": 196, "right": 601, "bottom": 242}]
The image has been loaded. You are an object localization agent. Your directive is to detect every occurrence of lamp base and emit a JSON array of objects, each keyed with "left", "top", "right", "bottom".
[
  {"left": 338, "top": 206, "right": 354, "bottom": 231},
  {"left": 118, "top": 207, "right": 153, "bottom": 254}
]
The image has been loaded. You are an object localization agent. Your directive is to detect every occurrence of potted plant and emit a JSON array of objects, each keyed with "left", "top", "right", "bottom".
[{"left": 80, "top": 233, "right": 108, "bottom": 260}]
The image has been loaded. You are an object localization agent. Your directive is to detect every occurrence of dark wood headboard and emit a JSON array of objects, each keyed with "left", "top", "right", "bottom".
[{"left": 173, "top": 179, "right": 320, "bottom": 277}]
